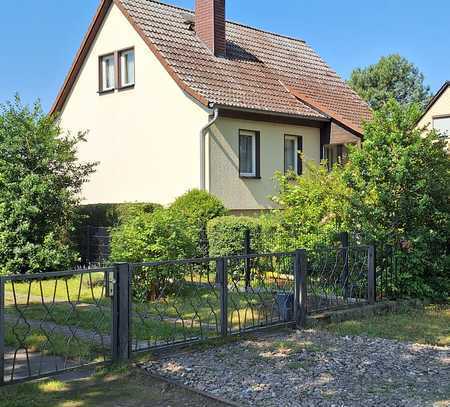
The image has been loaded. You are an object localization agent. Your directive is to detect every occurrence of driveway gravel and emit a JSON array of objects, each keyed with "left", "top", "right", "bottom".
[{"left": 144, "top": 329, "right": 450, "bottom": 407}]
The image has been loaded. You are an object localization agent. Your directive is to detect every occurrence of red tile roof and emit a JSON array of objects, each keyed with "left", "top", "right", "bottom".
[{"left": 52, "top": 0, "right": 372, "bottom": 135}]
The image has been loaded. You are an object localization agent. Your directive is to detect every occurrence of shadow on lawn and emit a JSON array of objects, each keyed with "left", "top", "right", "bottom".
[{"left": 0, "top": 365, "right": 226, "bottom": 407}]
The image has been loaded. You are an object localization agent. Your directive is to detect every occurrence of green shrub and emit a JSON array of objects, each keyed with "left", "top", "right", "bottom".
[
  {"left": 110, "top": 208, "right": 195, "bottom": 299},
  {"left": 110, "top": 208, "right": 194, "bottom": 263},
  {"left": 170, "top": 189, "right": 226, "bottom": 257},
  {"left": 272, "top": 161, "right": 351, "bottom": 253},
  {"left": 207, "top": 216, "right": 262, "bottom": 257},
  {"left": 0, "top": 97, "right": 96, "bottom": 274},
  {"left": 343, "top": 100, "right": 450, "bottom": 299}
]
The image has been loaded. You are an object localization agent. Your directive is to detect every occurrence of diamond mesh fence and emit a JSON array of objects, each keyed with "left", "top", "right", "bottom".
[
  {"left": 306, "top": 246, "right": 370, "bottom": 313},
  {"left": 225, "top": 253, "right": 295, "bottom": 333},
  {"left": 0, "top": 245, "right": 376, "bottom": 385},
  {"left": 130, "top": 258, "right": 221, "bottom": 352},
  {"left": 1, "top": 268, "right": 114, "bottom": 384}
]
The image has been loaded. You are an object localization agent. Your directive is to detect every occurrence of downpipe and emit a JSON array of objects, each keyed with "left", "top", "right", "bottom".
[{"left": 199, "top": 107, "right": 219, "bottom": 190}]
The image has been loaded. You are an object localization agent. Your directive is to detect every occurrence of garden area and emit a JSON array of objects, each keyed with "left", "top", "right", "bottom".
[
  {"left": 1, "top": 304, "right": 448, "bottom": 406},
  {"left": 0, "top": 73, "right": 449, "bottom": 398}
]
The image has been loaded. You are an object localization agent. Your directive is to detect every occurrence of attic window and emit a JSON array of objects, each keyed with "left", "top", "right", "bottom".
[
  {"left": 119, "top": 48, "right": 135, "bottom": 88},
  {"left": 99, "top": 54, "right": 115, "bottom": 92}
]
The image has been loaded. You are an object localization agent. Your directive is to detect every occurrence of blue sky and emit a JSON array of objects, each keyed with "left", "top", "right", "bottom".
[{"left": 1, "top": 0, "right": 448, "bottom": 112}]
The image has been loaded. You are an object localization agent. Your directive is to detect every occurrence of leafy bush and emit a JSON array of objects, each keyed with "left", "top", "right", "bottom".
[
  {"left": 207, "top": 216, "right": 262, "bottom": 257},
  {"left": 170, "top": 189, "right": 226, "bottom": 257},
  {"left": 344, "top": 100, "right": 450, "bottom": 299},
  {"left": 110, "top": 208, "right": 194, "bottom": 263},
  {"left": 110, "top": 208, "right": 195, "bottom": 299},
  {"left": 0, "top": 97, "right": 96, "bottom": 274},
  {"left": 271, "top": 162, "right": 352, "bottom": 253}
]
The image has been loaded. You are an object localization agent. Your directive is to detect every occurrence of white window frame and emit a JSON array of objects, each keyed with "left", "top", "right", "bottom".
[
  {"left": 239, "top": 130, "right": 257, "bottom": 177},
  {"left": 100, "top": 54, "right": 115, "bottom": 92},
  {"left": 119, "top": 48, "right": 135, "bottom": 88},
  {"left": 432, "top": 115, "right": 450, "bottom": 139},
  {"left": 284, "top": 135, "right": 298, "bottom": 174}
]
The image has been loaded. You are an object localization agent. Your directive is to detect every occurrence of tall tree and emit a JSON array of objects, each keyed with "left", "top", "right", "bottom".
[
  {"left": 0, "top": 97, "right": 96, "bottom": 274},
  {"left": 344, "top": 100, "right": 449, "bottom": 298},
  {"left": 349, "top": 54, "right": 431, "bottom": 111}
]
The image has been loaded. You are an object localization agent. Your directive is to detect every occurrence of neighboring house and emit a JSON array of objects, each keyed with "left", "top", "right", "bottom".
[
  {"left": 417, "top": 81, "right": 450, "bottom": 151},
  {"left": 52, "top": 0, "right": 372, "bottom": 212}
]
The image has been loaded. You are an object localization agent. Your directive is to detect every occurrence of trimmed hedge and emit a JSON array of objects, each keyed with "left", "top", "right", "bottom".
[
  {"left": 76, "top": 202, "right": 162, "bottom": 228},
  {"left": 170, "top": 190, "right": 227, "bottom": 257},
  {"left": 207, "top": 216, "right": 262, "bottom": 257}
]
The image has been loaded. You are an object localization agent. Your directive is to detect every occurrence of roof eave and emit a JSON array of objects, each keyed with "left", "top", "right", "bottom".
[
  {"left": 417, "top": 80, "right": 450, "bottom": 123},
  {"left": 50, "top": 0, "right": 113, "bottom": 116},
  {"left": 214, "top": 104, "right": 330, "bottom": 123},
  {"left": 50, "top": 0, "right": 209, "bottom": 117}
]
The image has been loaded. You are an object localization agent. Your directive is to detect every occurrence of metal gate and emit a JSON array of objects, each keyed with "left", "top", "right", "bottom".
[{"left": 0, "top": 245, "right": 375, "bottom": 385}]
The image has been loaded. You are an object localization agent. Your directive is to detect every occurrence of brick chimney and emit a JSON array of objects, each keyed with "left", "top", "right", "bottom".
[{"left": 195, "top": 0, "right": 226, "bottom": 57}]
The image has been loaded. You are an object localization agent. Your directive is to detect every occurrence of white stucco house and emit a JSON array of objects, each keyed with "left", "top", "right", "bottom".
[
  {"left": 52, "top": 0, "right": 372, "bottom": 213},
  {"left": 417, "top": 81, "right": 450, "bottom": 152}
]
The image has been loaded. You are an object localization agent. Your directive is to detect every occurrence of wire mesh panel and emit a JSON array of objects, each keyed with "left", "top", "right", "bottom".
[
  {"left": 1, "top": 268, "right": 114, "bottom": 385},
  {"left": 376, "top": 245, "right": 399, "bottom": 300},
  {"left": 225, "top": 253, "right": 296, "bottom": 333},
  {"left": 307, "top": 246, "right": 370, "bottom": 313},
  {"left": 130, "top": 258, "right": 221, "bottom": 352}
]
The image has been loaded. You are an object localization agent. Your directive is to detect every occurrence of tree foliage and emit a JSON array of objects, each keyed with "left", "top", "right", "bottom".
[
  {"left": 271, "top": 165, "right": 353, "bottom": 252},
  {"left": 344, "top": 100, "right": 450, "bottom": 298},
  {"left": 0, "top": 97, "right": 96, "bottom": 274},
  {"left": 349, "top": 54, "right": 431, "bottom": 111}
]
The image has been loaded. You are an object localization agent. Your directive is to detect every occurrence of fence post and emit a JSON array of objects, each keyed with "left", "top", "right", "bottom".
[
  {"left": 244, "top": 229, "right": 251, "bottom": 290},
  {"left": 339, "top": 232, "right": 350, "bottom": 299},
  {"left": 217, "top": 257, "right": 228, "bottom": 336},
  {"left": 294, "top": 249, "right": 307, "bottom": 328},
  {"left": 112, "top": 263, "right": 131, "bottom": 362},
  {"left": 0, "top": 277, "right": 4, "bottom": 385},
  {"left": 367, "top": 246, "right": 376, "bottom": 304}
]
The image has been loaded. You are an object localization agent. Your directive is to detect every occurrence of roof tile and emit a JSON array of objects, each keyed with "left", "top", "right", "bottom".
[{"left": 119, "top": 0, "right": 372, "bottom": 131}]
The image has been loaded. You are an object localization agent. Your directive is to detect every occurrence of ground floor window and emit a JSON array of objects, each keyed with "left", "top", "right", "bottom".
[{"left": 239, "top": 130, "right": 260, "bottom": 178}]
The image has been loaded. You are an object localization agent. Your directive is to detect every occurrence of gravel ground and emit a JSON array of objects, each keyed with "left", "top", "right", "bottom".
[{"left": 145, "top": 329, "right": 450, "bottom": 407}]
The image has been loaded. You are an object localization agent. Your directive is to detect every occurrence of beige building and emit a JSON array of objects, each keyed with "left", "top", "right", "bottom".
[
  {"left": 52, "top": 0, "right": 372, "bottom": 211},
  {"left": 417, "top": 81, "right": 450, "bottom": 151}
]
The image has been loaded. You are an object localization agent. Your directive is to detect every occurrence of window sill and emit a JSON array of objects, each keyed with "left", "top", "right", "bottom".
[
  {"left": 118, "top": 84, "right": 135, "bottom": 91},
  {"left": 240, "top": 175, "right": 261, "bottom": 180},
  {"left": 98, "top": 89, "right": 115, "bottom": 95}
]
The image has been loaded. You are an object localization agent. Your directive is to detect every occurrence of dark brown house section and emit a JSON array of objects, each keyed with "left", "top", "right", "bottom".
[{"left": 195, "top": 0, "right": 226, "bottom": 57}]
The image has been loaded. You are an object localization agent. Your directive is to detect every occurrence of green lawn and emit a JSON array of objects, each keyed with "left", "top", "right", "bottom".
[
  {"left": 323, "top": 304, "right": 450, "bottom": 346},
  {"left": 5, "top": 273, "right": 108, "bottom": 305},
  {"left": 5, "top": 278, "right": 284, "bottom": 341},
  {"left": 0, "top": 365, "right": 226, "bottom": 407}
]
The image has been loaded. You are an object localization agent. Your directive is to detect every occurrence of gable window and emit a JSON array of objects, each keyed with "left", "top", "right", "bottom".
[
  {"left": 433, "top": 116, "right": 450, "bottom": 139},
  {"left": 99, "top": 54, "right": 115, "bottom": 92},
  {"left": 284, "top": 135, "right": 303, "bottom": 175},
  {"left": 119, "top": 48, "right": 135, "bottom": 88},
  {"left": 239, "top": 130, "right": 260, "bottom": 178}
]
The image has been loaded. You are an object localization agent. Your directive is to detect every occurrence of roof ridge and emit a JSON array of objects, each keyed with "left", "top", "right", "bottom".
[{"left": 141, "top": 0, "right": 306, "bottom": 43}]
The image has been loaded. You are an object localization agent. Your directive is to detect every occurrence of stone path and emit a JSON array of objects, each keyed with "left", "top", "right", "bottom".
[
  {"left": 3, "top": 346, "right": 84, "bottom": 382},
  {"left": 145, "top": 329, "right": 450, "bottom": 407}
]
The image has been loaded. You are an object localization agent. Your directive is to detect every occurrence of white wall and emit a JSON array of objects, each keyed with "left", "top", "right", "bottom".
[
  {"left": 417, "top": 86, "right": 450, "bottom": 129},
  {"left": 59, "top": 3, "right": 209, "bottom": 205},
  {"left": 208, "top": 117, "right": 321, "bottom": 210}
]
